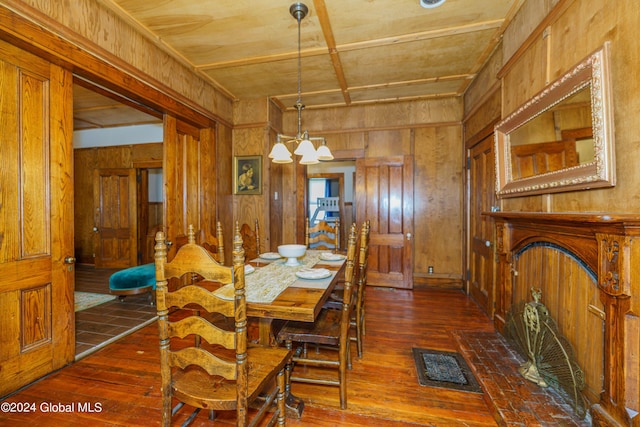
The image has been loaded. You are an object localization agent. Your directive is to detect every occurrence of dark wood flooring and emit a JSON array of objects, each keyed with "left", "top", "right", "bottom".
[{"left": 2, "top": 274, "right": 588, "bottom": 426}]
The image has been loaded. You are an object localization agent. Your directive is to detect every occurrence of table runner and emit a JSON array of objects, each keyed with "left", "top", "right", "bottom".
[{"left": 215, "top": 250, "right": 326, "bottom": 303}]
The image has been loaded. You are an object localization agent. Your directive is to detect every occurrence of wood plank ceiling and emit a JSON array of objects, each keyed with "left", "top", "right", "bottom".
[{"left": 73, "top": 0, "right": 523, "bottom": 130}]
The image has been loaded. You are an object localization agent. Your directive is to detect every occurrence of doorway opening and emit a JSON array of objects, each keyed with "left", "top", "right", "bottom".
[
  {"left": 73, "top": 79, "right": 163, "bottom": 357},
  {"left": 306, "top": 160, "right": 355, "bottom": 249}
]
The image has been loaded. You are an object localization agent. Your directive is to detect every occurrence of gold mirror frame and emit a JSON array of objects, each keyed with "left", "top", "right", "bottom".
[{"left": 495, "top": 43, "right": 615, "bottom": 198}]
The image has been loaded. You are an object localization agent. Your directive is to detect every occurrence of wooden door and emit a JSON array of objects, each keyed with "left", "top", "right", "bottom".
[
  {"left": 356, "top": 156, "right": 413, "bottom": 289},
  {"left": 468, "top": 134, "right": 496, "bottom": 316},
  {"left": 510, "top": 140, "right": 578, "bottom": 179},
  {"left": 0, "top": 41, "right": 75, "bottom": 396},
  {"left": 93, "top": 168, "right": 137, "bottom": 268},
  {"left": 163, "top": 115, "right": 217, "bottom": 260}
]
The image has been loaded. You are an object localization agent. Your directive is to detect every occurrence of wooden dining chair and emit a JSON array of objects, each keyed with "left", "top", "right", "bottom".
[
  {"left": 172, "top": 221, "right": 225, "bottom": 264},
  {"left": 198, "top": 221, "right": 225, "bottom": 264},
  {"left": 325, "top": 220, "right": 371, "bottom": 358},
  {"left": 305, "top": 217, "right": 340, "bottom": 251},
  {"left": 154, "top": 224, "right": 291, "bottom": 426},
  {"left": 277, "top": 223, "right": 358, "bottom": 409},
  {"left": 239, "top": 219, "right": 260, "bottom": 260}
]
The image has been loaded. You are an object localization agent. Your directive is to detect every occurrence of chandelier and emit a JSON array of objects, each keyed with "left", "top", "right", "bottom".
[{"left": 269, "top": 3, "right": 333, "bottom": 165}]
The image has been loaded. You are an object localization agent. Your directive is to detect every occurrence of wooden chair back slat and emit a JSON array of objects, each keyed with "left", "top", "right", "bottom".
[
  {"left": 306, "top": 217, "right": 341, "bottom": 250},
  {"left": 171, "top": 221, "right": 225, "bottom": 264},
  {"left": 169, "top": 347, "right": 237, "bottom": 379},
  {"left": 167, "top": 316, "right": 235, "bottom": 349},
  {"left": 162, "top": 285, "right": 235, "bottom": 317}
]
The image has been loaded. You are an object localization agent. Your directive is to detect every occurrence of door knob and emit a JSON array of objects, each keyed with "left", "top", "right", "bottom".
[
  {"left": 92, "top": 226, "right": 99, "bottom": 232},
  {"left": 485, "top": 240, "right": 491, "bottom": 247},
  {"left": 406, "top": 233, "right": 412, "bottom": 241},
  {"left": 64, "top": 256, "right": 76, "bottom": 264}
]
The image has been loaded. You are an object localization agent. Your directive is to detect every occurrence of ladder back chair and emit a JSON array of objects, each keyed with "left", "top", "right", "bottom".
[
  {"left": 239, "top": 220, "right": 260, "bottom": 261},
  {"left": 199, "top": 221, "right": 225, "bottom": 265},
  {"left": 323, "top": 220, "right": 370, "bottom": 358},
  {"left": 277, "top": 223, "right": 358, "bottom": 409},
  {"left": 352, "top": 220, "right": 370, "bottom": 357},
  {"left": 305, "top": 217, "right": 340, "bottom": 251},
  {"left": 172, "top": 221, "right": 225, "bottom": 265},
  {"left": 154, "top": 223, "right": 291, "bottom": 427}
]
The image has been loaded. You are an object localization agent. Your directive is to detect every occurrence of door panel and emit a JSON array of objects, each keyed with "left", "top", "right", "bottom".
[
  {"left": 0, "top": 40, "right": 74, "bottom": 397},
  {"left": 93, "top": 168, "right": 137, "bottom": 268},
  {"left": 510, "top": 140, "right": 578, "bottom": 179},
  {"left": 468, "top": 134, "right": 496, "bottom": 316},
  {"left": 356, "top": 156, "right": 413, "bottom": 289},
  {"left": 163, "top": 115, "right": 217, "bottom": 260}
]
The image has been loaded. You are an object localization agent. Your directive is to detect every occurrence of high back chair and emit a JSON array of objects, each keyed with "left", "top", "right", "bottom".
[
  {"left": 239, "top": 220, "right": 260, "bottom": 260},
  {"left": 172, "top": 221, "right": 225, "bottom": 264},
  {"left": 323, "top": 220, "right": 370, "bottom": 359},
  {"left": 277, "top": 223, "right": 358, "bottom": 409},
  {"left": 198, "top": 221, "right": 225, "bottom": 264},
  {"left": 305, "top": 217, "right": 340, "bottom": 251},
  {"left": 352, "top": 220, "right": 370, "bottom": 358},
  {"left": 154, "top": 223, "right": 291, "bottom": 426}
]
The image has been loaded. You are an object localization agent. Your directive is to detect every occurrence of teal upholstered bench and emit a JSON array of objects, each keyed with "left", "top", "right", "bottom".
[{"left": 109, "top": 263, "right": 156, "bottom": 303}]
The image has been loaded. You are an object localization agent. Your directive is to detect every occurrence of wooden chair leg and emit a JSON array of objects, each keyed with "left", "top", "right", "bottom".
[
  {"left": 284, "top": 340, "right": 293, "bottom": 398},
  {"left": 276, "top": 369, "right": 286, "bottom": 426},
  {"left": 356, "top": 316, "right": 363, "bottom": 358},
  {"left": 339, "top": 346, "right": 348, "bottom": 409}
]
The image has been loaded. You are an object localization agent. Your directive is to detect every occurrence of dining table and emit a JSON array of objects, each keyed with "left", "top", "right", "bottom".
[
  {"left": 211, "top": 249, "right": 347, "bottom": 418},
  {"left": 213, "top": 249, "right": 347, "bottom": 346}
]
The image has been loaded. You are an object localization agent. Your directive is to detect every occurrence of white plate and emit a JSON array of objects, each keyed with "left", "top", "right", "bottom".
[
  {"left": 260, "top": 252, "right": 282, "bottom": 260},
  {"left": 320, "top": 252, "right": 346, "bottom": 261},
  {"left": 295, "top": 268, "right": 332, "bottom": 280},
  {"left": 244, "top": 264, "right": 255, "bottom": 274}
]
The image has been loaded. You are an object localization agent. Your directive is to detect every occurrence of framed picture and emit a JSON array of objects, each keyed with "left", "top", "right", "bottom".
[{"left": 233, "top": 155, "right": 262, "bottom": 195}]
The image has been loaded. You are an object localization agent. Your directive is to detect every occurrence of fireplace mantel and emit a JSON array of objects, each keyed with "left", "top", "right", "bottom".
[{"left": 486, "top": 212, "right": 639, "bottom": 427}]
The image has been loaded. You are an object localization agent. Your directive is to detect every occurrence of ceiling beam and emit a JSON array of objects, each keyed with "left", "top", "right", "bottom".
[
  {"left": 197, "top": 19, "right": 505, "bottom": 71},
  {"left": 313, "top": 0, "right": 351, "bottom": 106}
]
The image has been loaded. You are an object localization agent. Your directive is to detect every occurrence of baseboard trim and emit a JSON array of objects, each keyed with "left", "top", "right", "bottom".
[{"left": 414, "top": 273, "right": 463, "bottom": 289}]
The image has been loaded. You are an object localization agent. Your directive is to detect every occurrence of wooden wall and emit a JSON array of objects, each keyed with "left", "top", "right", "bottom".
[
  {"left": 497, "top": 0, "right": 640, "bottom": 214},
  {"left": 466, "top": 0, "right": 640, "bottom": 422},
  {"left": 10, "top": 0, "right": 232, "bottom": 124},
  {"left": 74, "top": 143, "right": 162, "bottom": 264},
  {"left": 231, "top": 99, "right": 277, "bottom": 254},
  {"left": 261, "top": 98, "right": 465, "bottom": 287}
]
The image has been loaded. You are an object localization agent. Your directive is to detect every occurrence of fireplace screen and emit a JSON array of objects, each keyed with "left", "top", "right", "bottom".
[{"left": 506, "top": 288, "right": 587, "bottom": 418}]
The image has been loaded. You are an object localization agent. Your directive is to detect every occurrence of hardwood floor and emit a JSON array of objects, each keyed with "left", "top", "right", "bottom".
[{"left": 0, "top": 284, "right": 587, "bottom": 426}]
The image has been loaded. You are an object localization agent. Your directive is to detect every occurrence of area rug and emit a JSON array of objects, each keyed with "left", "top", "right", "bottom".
[
  {"left": 74, "top": 292, "right": 116, "bottom": 312},
  {"left": 412, "top": 347, "right": 482, "bottom": 393}
]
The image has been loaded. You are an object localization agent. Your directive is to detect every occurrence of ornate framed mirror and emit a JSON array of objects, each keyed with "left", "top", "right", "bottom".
[{"left": 495, "top": 43, "right": 615, "bottom": 197}]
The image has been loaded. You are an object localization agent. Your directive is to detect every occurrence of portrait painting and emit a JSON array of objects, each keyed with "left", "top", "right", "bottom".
[{"left": 233, "top": 155, "right": 262, "bottom": 195}]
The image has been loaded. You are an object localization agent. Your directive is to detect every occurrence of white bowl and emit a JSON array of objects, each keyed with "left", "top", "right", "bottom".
[{"left": 278, "top": 244, "right": 306, "bottom": 266}]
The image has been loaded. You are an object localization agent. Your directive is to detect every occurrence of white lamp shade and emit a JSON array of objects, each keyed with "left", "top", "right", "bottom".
[
  {"left": 273, "top": 156, "right": 293, "bottom": 164},
  {"left": 316, "top": 144, "right": 334, "bottom": 161},
  {"left": 269, "top": 142, "right": 293, "bottom": 163},
  {"left": 299, "top": 150, "right": 320, "bottom": 165},
  {"left": 293, "top": 139, "right": 316, "bottom": 156}
]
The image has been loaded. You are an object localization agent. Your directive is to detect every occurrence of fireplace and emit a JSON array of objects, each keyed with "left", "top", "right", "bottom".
[{"left": 488, "top": 212, "right": 639, "bottom": 427}]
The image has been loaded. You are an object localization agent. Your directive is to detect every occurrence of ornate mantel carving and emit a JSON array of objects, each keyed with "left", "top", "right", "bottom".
[{"left": 487, "top": 212, "right": 639, "bottom": 427}]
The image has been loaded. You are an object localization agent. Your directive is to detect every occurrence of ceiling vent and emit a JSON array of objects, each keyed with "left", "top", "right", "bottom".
[{"left": 420, "top": 0, "right": 446, "bottom": 8}]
